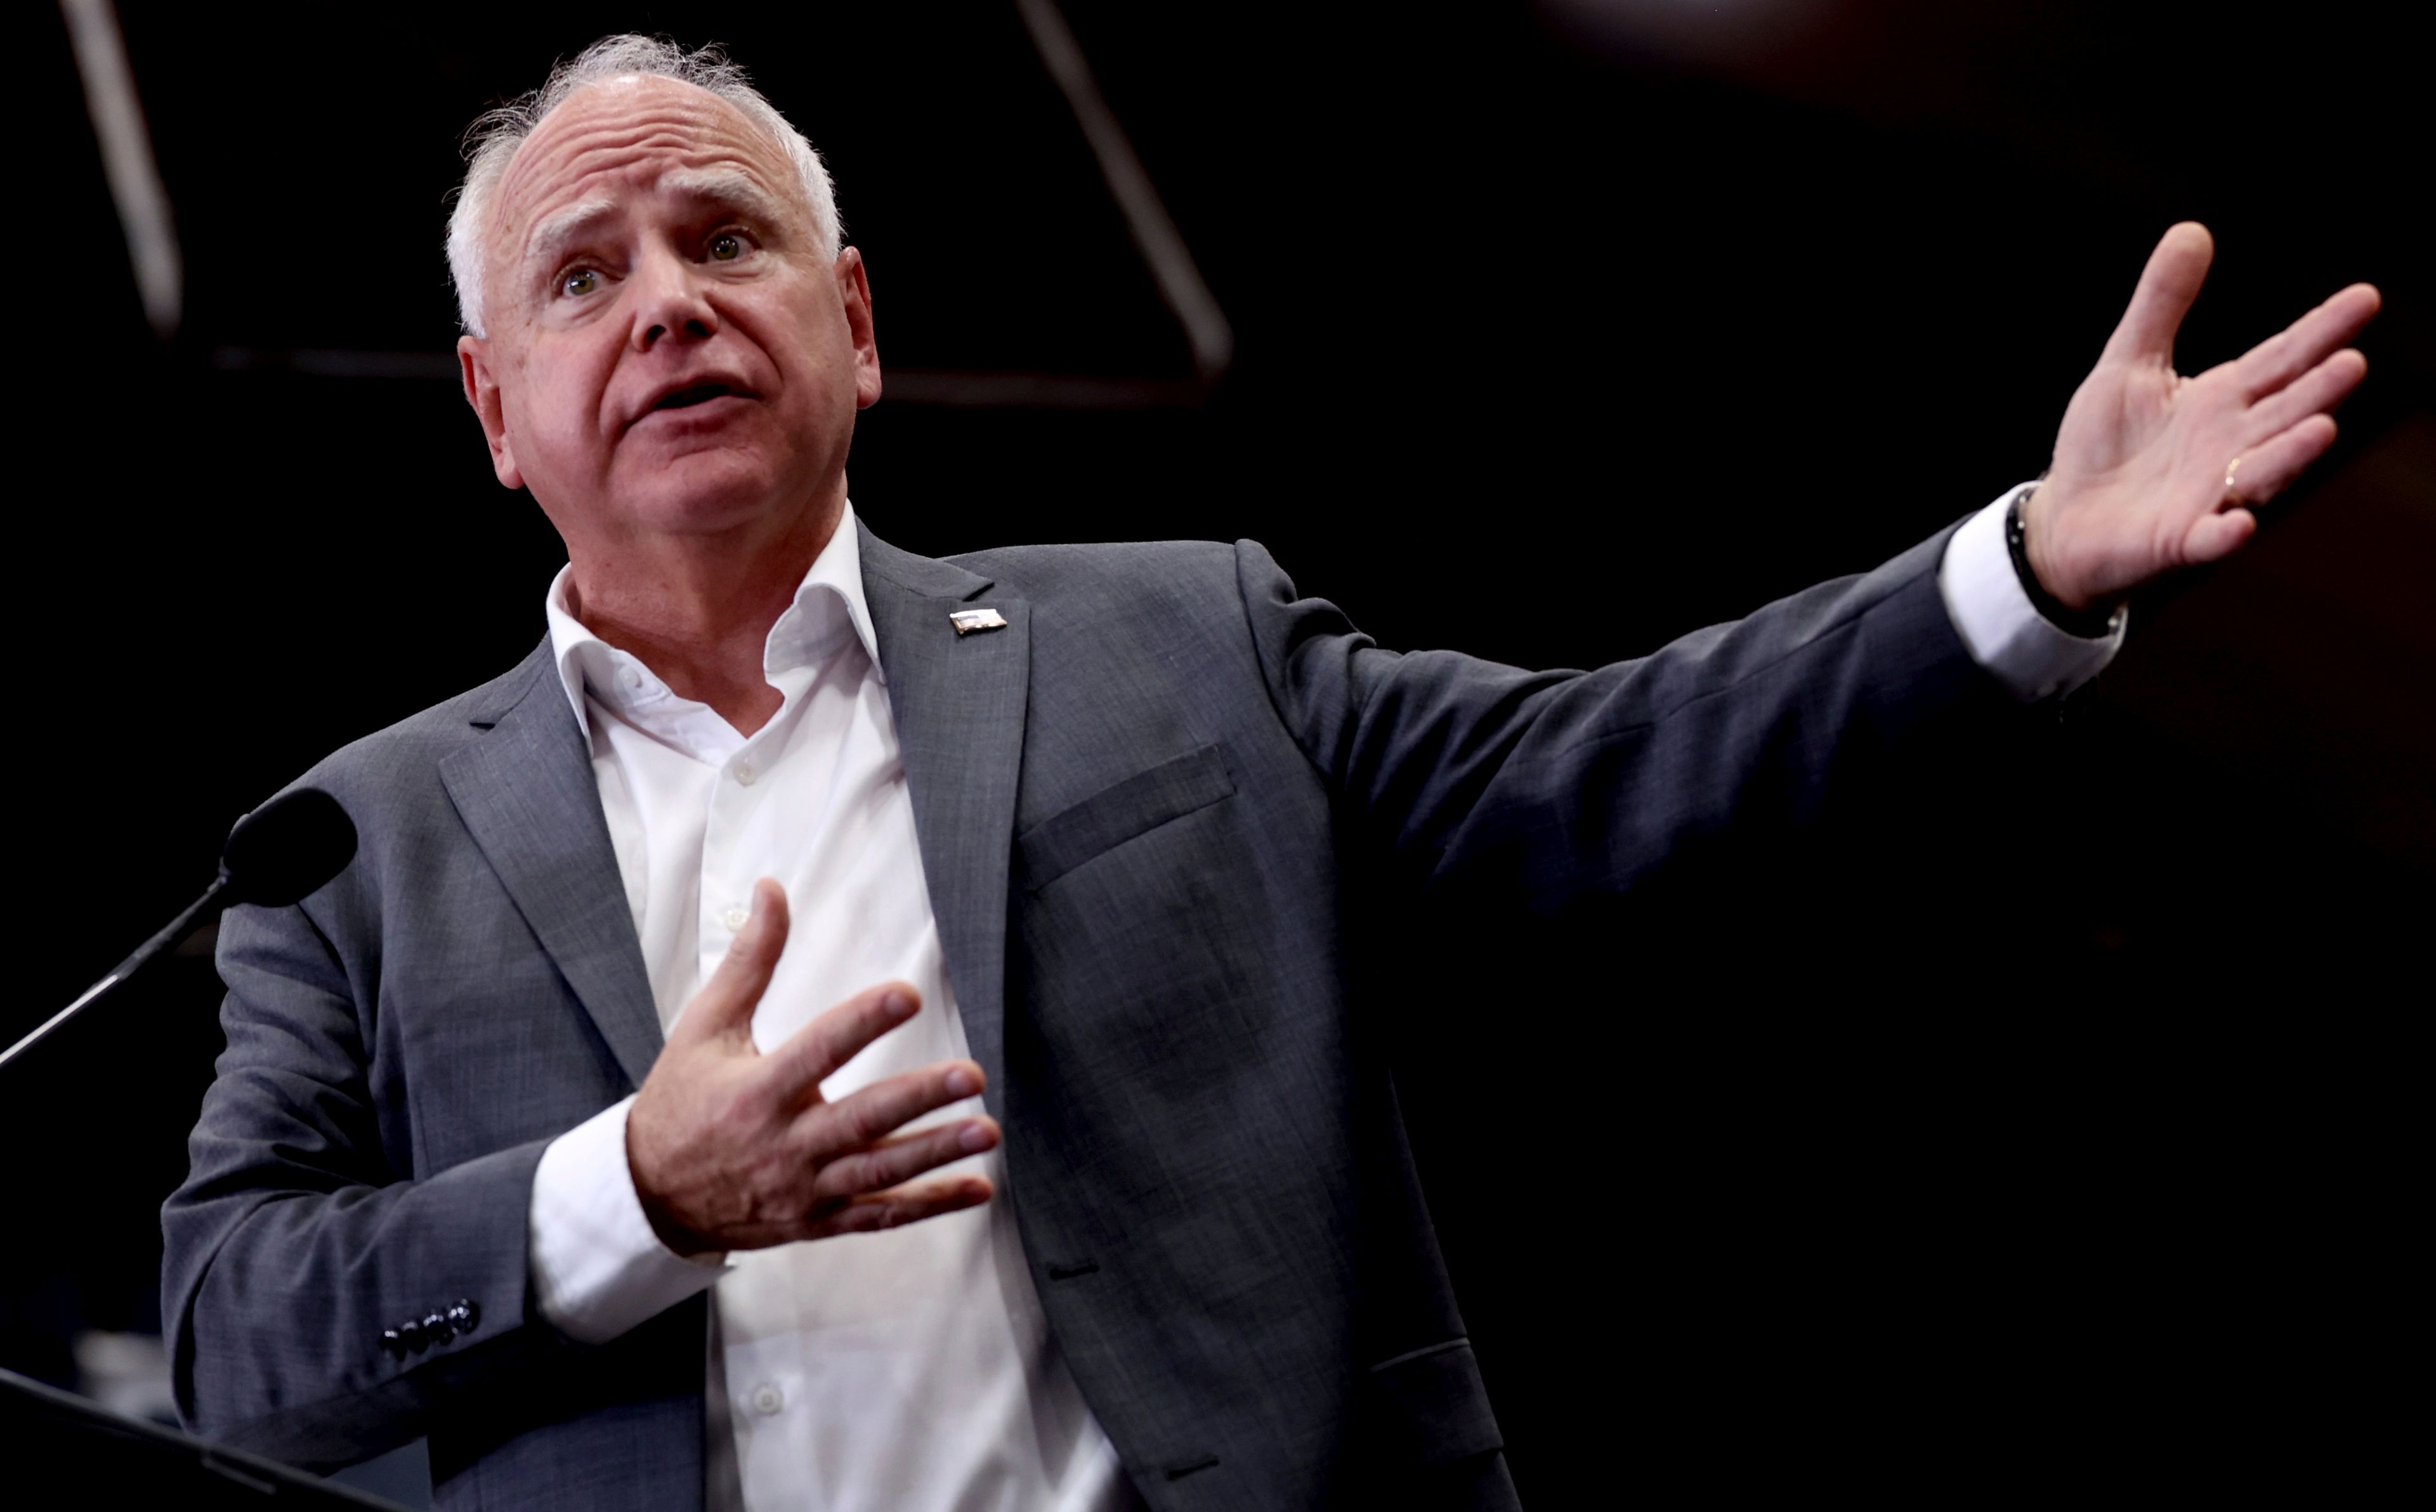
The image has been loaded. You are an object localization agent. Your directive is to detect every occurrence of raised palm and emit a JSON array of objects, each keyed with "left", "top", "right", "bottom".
[{"left": 2025, "top": 223, "right": 2380, "bottom": 611}]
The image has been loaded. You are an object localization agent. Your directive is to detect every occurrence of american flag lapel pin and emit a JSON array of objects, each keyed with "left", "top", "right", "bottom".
[{"left": 948, "top": 608, "right": 1009, "bottom": 636}]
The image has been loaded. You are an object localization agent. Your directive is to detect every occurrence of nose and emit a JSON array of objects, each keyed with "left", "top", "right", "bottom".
[{"left": 629, "top": 244, "right": 718, "bottom": 352}]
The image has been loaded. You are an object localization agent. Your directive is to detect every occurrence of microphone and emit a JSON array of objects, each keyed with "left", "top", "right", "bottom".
[{"left": 0, "top": 788, "right": 358, "bottom": 1071}]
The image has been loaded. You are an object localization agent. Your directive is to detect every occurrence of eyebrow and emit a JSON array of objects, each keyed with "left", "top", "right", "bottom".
[
  {"left": 655, "top": 169, "right": 795, "bottom": 232},
  {"left": 516, "top": 171, "right": 797, "bottom": 274},
  {"left": 522, "top": 198, "right": 619, "bottom": 267}
]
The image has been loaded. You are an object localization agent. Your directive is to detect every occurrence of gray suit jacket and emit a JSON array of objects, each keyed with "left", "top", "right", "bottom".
[{"left": 164, "top": 523, "right": 1993, "bottom": 1509}]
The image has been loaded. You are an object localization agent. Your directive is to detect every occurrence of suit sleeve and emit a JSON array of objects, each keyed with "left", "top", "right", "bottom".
[
  {"left": 1236, "top": 523, "right": 2012, "bottom": 908},
  {"left": 160, "top": 895, "right": 556, "bottom": 1470}
]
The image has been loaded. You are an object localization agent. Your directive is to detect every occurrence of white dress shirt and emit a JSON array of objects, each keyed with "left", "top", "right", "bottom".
[
  {"left": 529, "top": 506, "right": 1124, "bottom": 1512},
  {"left": 526, "top": 490, "right": 2113, "bottom": 1510}
]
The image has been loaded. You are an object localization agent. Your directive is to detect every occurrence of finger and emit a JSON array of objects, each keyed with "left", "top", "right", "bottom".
[
  {"left": 802, "top": 1060, "right": 986, "bottom": 1152},
  {"left": 670, "top": 878, "right": 789, "bottom": 1047},
  {"left": 759, "top": 981, "right": 924, "bottom": 1099},
  {"left": 2227, "top": 414, "right": 2339, "bottom": 508},
  {"left": 2184, "top": 506, "right": 2257, "bottom": 566},
  {"left": 802, "top": 1175, "right": 994, "bottom": 1239},
  {"left": 2244, "top": 348, "right": 2366, "bottom": 442},
  {"left": 809, "top": 1118, "right": 1000, "bottom": 1201},
  {"left": 2235, "top": 283, "right": 2381, "bottom": 400},
  {"left": 2100, "top": 222, "right": 2213, "bottom": 366}
]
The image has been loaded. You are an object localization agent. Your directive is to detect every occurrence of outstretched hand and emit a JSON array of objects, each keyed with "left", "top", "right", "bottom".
[
  {"left": 2024, "top": 223, "right": 2380, "bottom": 611},
  {"left": 625, "top": 878, "right": 997, "bottom": 1255}
]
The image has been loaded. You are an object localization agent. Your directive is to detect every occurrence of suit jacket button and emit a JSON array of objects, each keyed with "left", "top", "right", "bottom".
[
  {"left": 422, "top": 1311, "right": 451, "bottom": 1343},
  {"left": 446, "top": 1300, "right": 480, "bottom": 1335},
  {"left": 397, "top": 1319, "right": 428, "bottom": 1353},
  {"left": 381, "top": 1329, "right": 406, "bottom": 1360}
]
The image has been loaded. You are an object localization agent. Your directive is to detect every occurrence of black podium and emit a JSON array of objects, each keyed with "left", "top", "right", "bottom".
[{"left": 0, "top": 1369, "right": 407, "bottom": 1508}]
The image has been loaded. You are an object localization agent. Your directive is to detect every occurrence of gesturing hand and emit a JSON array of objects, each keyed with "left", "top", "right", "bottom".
[
  {"left": 625, "top": 878, "right": 998, "bottom": 1256},
  {"left": 2024, "top": 223, "right": 2381, "bottom": 611}
]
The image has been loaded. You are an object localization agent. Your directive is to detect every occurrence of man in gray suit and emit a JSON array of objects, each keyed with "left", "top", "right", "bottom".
[{"left": 162, "top": 36, "right": 2378, "bottom": 1511}]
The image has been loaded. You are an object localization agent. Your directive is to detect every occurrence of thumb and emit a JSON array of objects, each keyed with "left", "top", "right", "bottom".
[
  {"left": 671, "top": 878, "right": 790, "bottom": 1048},
  {"left": 2101, "top": 221, "right": 2213, "bottom": 367}
]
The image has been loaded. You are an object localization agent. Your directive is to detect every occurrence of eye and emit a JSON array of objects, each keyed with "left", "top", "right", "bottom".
[
  {"left": 560, "top": 268, "right": 600, "bottom": 298},
  {"left": 708, "top": 233, "right": 744, "bottom": 263}
]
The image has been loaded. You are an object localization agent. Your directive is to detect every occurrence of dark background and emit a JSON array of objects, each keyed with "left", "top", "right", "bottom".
[{"left": 10, "top": 1, "right": 2427, "bottom": 1502}]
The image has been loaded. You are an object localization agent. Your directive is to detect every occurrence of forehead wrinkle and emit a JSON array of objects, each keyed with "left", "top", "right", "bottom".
[
  {"left": 497, "top": 79, "right": 782, "bottom": 217},
  {"left": 492, "top": 97, "right": 799, "bottom": 269}
]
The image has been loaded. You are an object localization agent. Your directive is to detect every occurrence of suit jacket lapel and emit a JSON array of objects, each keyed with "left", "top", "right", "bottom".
[
  {"left": 438, "top": 642, "right": 664, "bottom": 1090},
  {"left": 858, "top": 528, "right": 1030, "bottom": 1112}
]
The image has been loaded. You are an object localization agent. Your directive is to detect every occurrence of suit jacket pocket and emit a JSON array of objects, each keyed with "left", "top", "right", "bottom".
[
  {"left": 1018, "top": 743, "right": 1236, "bottom": 891},
  {"left": 1369, "top": 1338, "right": 1505, "bottom": 1467}
]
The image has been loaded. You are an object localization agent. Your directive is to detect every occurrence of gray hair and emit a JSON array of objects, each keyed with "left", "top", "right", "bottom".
[{"left": 445, "top": 34, "right": 841, "bottom": 337}]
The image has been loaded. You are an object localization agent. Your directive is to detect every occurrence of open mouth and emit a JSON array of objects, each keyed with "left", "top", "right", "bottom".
[{"left": 653, "top": 382, "right": 739, "bottom": 412}]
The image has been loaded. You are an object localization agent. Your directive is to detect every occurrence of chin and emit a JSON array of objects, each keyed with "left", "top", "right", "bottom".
[{"left": 624, "top": 453, "right": 806, "bottom": 536}]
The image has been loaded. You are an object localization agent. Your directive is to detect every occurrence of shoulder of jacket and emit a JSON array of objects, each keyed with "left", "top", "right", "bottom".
[
  {"left": 283, "top": 644, "right": 552, "bottom": 798},
  {"left": 943, "top": 538, "right": 1245, "bottom": 597}
]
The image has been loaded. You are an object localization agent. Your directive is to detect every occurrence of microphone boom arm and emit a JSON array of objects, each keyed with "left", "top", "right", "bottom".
[
  {"left": 0, "top": 785, "right": 354, "bottom": 1072},
  {"left": 0, "top": 874, "right": 233, "bottom": 1071}
]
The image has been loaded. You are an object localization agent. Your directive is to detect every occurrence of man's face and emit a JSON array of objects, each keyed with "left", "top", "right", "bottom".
[{"left": 457, "top": 75, "right": 877, "bottom": 552}]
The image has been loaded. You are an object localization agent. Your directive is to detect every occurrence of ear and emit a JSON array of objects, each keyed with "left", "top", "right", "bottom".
[
  {"left": 457, "top": 334, "right": 523, "bottom": 490},
  {"left": 835, "top": 247, "right": 882, "bottom": 410}
]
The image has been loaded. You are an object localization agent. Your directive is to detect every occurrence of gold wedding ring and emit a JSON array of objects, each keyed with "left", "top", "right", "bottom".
[{"left": 2223, "top": 455, "right": 2244, "bottom": 503}]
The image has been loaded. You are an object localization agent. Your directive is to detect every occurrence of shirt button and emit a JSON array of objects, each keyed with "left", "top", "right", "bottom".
[
  {"left": 735, "top": 760, "right": 757, "bottom": 786},
  {"left": 723, "top": 906, "right": 750, "bottom": 932},
  {"left": 617, "top": 666, "right": 643, "bottom": 691},
  {"left": 751, "top": 1383, "right": 784, "bottom": 1416}
]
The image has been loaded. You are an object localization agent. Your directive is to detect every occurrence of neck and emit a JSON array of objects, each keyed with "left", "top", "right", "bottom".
[{"left": 564, "top": 492, "right": 845, "bottom": 737}]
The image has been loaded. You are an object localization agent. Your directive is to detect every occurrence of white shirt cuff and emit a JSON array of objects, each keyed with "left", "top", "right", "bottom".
[
  {"left": 1937, "top": 486, "right": 2125, "bottom": 703},
  {"left": 528, "top": 1095, "right": 730, "bottom": 1345}
]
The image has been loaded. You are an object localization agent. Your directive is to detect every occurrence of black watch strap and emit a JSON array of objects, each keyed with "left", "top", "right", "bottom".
[{"left": 2004, "top": 485, "right": 2119, "bottom": 639}]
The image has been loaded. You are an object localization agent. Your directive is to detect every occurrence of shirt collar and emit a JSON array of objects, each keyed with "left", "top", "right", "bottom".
[{"left": 545, "top": 502, "right": 882, "bottom": 734}]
